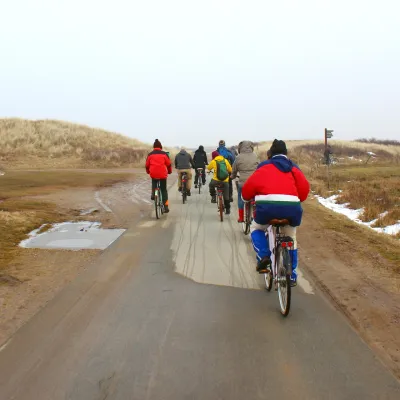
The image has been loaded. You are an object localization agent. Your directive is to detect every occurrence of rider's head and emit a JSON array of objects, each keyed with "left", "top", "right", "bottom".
[
  {"left": 269, "top": 139, "right": 287, "bottom": 157},
  {"left": 218, "top": 140, "right": 225, "bottom": 147},
  {"left": 212, "top": 151, "right": 220, "bottom": 159},
  {"left": 153, "top": 139, "right": 162, "bottom": 149},
  {"left": 199, "top": 145, "right": 204, "bottom": 151},
  {"left": 267, "top": 149, "right": 272, "bottom": 159}
]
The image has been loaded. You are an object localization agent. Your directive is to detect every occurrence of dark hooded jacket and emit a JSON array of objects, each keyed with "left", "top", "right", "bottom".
[
  {"left": 193, "top": 146, "right": 208, "bottom": 168},
  {"left": 175, "top": 149, "right": 195, "bottom": 170},
  {"left": 231, "top": 141, "right": 259, "bottom": 184}
]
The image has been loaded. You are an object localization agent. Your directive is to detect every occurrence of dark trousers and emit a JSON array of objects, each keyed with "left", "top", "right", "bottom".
[
  {"left": 194, "top": 168, "right": 206, "bottom": 185},
  {"left": 209, "top": 179, "right": 230, "bottom": 210},
  {"left": 229, "top": 177, "right": 233, "bottom": 198},
  {"left": 152, "top": 179, "right": 168, "bottom": 205}
]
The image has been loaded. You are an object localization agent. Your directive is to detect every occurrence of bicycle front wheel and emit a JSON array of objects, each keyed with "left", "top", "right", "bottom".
[{"left": 277, "top": 247, "right": 291, "bottom": 316}]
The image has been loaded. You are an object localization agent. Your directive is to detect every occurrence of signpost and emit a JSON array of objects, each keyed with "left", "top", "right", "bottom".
[{"left": 324, "top": 128, "right": 334, "bottom": 189}]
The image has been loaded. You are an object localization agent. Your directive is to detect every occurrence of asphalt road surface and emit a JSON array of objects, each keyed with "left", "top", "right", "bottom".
[{"left": 0, "top": 182, "right": 399, "bottom": 399}]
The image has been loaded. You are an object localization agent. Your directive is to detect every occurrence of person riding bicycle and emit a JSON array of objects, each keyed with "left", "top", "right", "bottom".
[
  {"left": 146, "top": 139, "right": 172, "bottom": 213},
  {"left": 242, "top": 139, "right": 310, "bottom": 286},
  {"left": 207, "top": 151, "right": 232, "bottom": 215},
  {"left": 193, "top": 145, "right": 208, "bottom": 188},
  {"left": 217, "top": 140, "right": 235, "bottom": 202},
  {"left": 175, "top": 147, "right": 195, "bottom": 196},
  {"left": 231, "top": 141, "right": 259, "bottom": 223}
]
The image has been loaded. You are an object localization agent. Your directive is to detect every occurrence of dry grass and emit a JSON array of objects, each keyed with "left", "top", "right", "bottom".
[
  {"left": 0, "top": 118, "right": 152, "bottom": 168},
  {"left": 0, "top": 170, "right": 132, "bottom": 273}
]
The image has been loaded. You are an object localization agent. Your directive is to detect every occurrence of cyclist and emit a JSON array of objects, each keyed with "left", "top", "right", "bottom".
[
  {"left": 230, "top": 141, "right": 259, "bottom": 223},
  {"left": 193, "top": 145, "right": 208, "bottom": 188},
  {"left": 217, "top": 140, "right": 235, "bottom": 202},
  {"left": 207, "top": 151, "right": 232, "bottom": 215},
  {"left": 242, "top": 139, "right": 310, "bottom": 286},
  {"left": 175, "top": 147, "right": 195, "bottom": 195},
  {"left": 145, "top": 139, "right": 172, "bottom": 213}
]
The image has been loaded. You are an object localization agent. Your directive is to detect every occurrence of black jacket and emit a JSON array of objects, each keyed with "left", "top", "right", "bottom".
[{"left": 193, "top": 146, "right": 208, "bottom": 168}]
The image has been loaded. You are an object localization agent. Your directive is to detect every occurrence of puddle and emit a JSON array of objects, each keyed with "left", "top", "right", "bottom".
[{"left": 20, "top": 222, "right": 125, "bottom": 250}]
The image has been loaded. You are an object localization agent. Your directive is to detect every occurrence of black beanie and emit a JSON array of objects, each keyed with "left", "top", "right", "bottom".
[
  {"left": 153, "top": 139, "right": 162, "bottom": 149},
  {"left": 270, "top": 139, "right": 287, "bottom": 156}
]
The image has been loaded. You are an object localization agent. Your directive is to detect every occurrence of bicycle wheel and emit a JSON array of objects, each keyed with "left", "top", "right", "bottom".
[
  {"left": 198, "top": 181, "right": 201, "bottom": 194},
  {"left": 218, "top": 194, "right": 224, "bottom": 222},
  {"left": 242, "top": 203, "right": 251, "bottom": 235},
  {"left": 277, "top": 247, "right": 291, "bottom": 316},
  {"left": 182, "top": 181, "right": 187, "bottom": 204},
  {"left": 155, "top": 191, "right": 161, "bottom": 219}
]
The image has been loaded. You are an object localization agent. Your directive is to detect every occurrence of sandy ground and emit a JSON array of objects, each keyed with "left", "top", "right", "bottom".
[{"left": 0, "top": 172, "right": 399, "bottom": 379}]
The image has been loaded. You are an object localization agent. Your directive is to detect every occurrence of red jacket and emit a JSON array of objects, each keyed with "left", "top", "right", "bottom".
[
  {"left": 242, "top": 156, "right": 310, "bottom": 203},
  {"left": 146, "top": 148, "right": 172, "bottom": 179}
]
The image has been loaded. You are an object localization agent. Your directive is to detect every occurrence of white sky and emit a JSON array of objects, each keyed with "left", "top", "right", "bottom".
[{"left": 1, "top": 0, "right": 399, "bottom": 146}]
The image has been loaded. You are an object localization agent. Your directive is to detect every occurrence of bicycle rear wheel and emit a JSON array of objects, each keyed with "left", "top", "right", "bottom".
[
  {"left": 198, "top": 181, "right": 201, "bottom": 194},
  {"left": 182, "top": 181, "right": 187, "bottom": 204},
  {"left": 277, "top": 247, "right": 291, "bottom": 316},
  {"left": 242, "top": 203, "right": 251, "bottom": 235},
  {"left": 155, "top": 191, "right": 161, "bottom": 219},
  {"left": 218, "top": 194, "right": 224, "bottom": 222}
]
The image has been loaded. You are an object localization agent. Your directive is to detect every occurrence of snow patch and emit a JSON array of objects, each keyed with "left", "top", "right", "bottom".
[{"left": 315, "top": 195, "right": 400, "bottom": 236}]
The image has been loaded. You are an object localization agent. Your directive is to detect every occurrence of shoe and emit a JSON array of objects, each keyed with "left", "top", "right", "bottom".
[
  {"left": 225, "top": 208, "right": 231, "bottom": 215},
  {"left": 237, "top": 209, "right": 244, "bottom": 223},
  {"left": 187, "top": 190, "right": 191, "bottom": 196},
  {"left": 164, "top": 206, "right": 170, "bottom": 213},
  {"left": 151, "top": 195, "right": 155, "bottom": 201},
  {"left": 229, "top": 197, "right": 233, "bottom": 203},
  {"left": 178, "top": 187, "right": 182, "bottom": 192},
  {"left": 290, "top": 278, "right": 297, "bottom": 287},
  {"left": 194, "top": 184, "right": 198, "bottom": 188},
  {"left": 256, "top": 256, "right": 271, "bottom": 273},
  {"left": 211, "top": 196, "right": 216, "bottom": 203}
]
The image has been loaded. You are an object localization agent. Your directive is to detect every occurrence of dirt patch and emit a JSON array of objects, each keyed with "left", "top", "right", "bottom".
[
  {"left": 300, "top": 199, "right": 400, "bottom": 378},
  {"left": 0, "top": 172, "right": 152, "bottom": 345}
]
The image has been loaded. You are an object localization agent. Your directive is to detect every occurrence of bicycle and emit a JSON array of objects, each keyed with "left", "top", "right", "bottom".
[
  {"left": 216, "top": 183, "right": 225, "bottom": 222},
  {"left": 154, "top": 180, "right": 165, "bottom": 219},
  {"left": 196, "top": 168, "right": 204, "bottom": 194},
  {"left": 181, "top": 172, "right": 188, "bottom": 204},
  {"left": 263, "top": 219, "right": 294, "bottom": 316},
  {"left": 242, "top": 199, "right": 255, "bottom": 235}
]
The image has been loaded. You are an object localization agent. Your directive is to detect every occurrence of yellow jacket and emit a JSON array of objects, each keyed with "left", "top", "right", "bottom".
[{"left": 207, "top": 156, "right": 232, "bottom": 182}]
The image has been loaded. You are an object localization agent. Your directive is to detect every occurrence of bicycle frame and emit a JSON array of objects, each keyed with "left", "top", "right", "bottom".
[{"left": 197, "top": 168, "right": 204, "bottom": 193}]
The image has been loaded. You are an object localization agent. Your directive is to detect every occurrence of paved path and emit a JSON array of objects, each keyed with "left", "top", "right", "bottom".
[{"left": 0, "top": 183, "right": 399, "bottom": 399}]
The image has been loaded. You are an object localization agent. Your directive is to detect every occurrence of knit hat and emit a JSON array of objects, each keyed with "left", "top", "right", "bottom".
[
  {"left": 218, "top": 140, "right": 225, "bottom": 146},
  {"left": 153, "top": 139, "right": 162, "bottom": 149},
  {"left": 270, "top": 139, "right": 287, "bottom": 156},
  {"left": 212, "top": 151, "right": 220, "bottom": 159}
]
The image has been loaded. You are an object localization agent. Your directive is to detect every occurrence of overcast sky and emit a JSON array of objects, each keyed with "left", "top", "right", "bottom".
[{"left": 1, "top": 0, "right": 399, "bottom": 146}]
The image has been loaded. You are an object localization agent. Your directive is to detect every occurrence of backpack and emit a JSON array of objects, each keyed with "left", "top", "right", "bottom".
[{"left": 216, "top": 159, "right": 229, "bottom": 181}]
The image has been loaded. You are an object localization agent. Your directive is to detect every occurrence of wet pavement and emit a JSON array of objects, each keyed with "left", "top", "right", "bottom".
[{"left": 20, "top": 222, "right": 125, "bottom": 250}]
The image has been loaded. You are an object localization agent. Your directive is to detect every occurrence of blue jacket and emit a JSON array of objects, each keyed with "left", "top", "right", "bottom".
[{"left": 217, "top": 145, "right": 235, "bottom": 165}]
